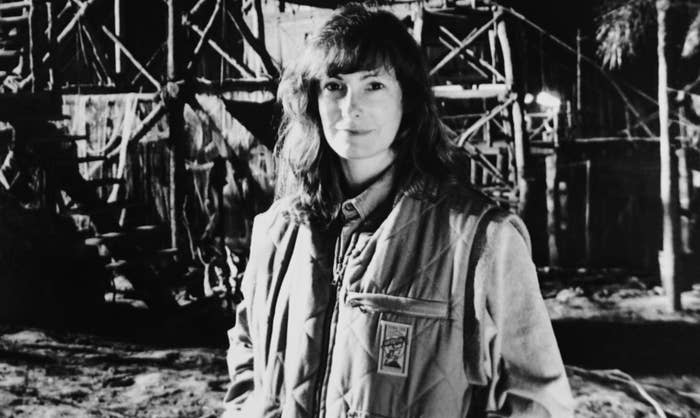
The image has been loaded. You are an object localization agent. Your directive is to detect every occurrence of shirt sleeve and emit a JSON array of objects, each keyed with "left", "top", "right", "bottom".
[
  {"left": 222, "top": 298, "right": 256, "bottom": 417},
  {"left": 475, "top": 214, "right": 574, "bottom": 417},
  {"left": 222, "top": 216, "right": 265, "bottom": 417}
]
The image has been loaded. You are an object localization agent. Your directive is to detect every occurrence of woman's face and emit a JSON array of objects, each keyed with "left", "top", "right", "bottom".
[{"left": 317, "top": 66, "right": 403, "bottom": 171}]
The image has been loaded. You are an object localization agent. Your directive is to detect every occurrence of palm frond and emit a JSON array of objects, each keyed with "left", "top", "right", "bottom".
[
  {"left": 595, "top": 0, "right": 655, "bottom": 69},
  {"left": 682, "top": 8, "right": 700, "bottom": 57}
]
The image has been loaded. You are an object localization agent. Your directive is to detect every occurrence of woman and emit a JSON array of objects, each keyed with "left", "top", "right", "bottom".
[{"left": 224, "top": 4, "right": 573, "bottom": 417}]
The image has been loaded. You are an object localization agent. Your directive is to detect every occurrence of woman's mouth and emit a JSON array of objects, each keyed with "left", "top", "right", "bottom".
[{"left": 338, "top": 128, "right": 372, "bottom": 135}]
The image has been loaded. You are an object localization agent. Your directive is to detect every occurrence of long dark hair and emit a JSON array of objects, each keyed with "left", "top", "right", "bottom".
[{"left": 275, "top": 3, "right": 471, "bottom": 226}]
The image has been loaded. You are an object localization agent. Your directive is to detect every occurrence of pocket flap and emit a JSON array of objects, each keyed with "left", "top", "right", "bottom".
[{"left": 345, "top": 292, "right": 450, "bottom": 319}]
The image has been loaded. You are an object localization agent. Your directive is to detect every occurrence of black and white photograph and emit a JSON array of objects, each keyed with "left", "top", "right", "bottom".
[{"left": 0, "top": 0, "right": 699, "bottom": 416}]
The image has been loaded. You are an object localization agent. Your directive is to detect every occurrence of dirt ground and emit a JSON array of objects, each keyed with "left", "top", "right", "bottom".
[
  {"left": 0, "top": 328, "right": 228, "bottom": 418},
  {"left": 1, "top": 279, "right": 700, "bottom": 417}
]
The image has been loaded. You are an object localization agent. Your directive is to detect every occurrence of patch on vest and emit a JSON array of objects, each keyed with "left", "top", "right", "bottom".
[{"left": 377, "top": 320, "right": 412, "bottom": 376}]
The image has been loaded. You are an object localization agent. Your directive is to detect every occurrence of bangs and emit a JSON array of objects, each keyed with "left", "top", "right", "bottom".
[{"left": 306, "top": 29, "right": 398, "bottom": 80}]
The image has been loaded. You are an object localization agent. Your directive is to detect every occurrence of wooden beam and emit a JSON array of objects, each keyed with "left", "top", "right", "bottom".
[
  {"left": 103, "top": 103, "right": 167, "bottom": 159},
  {"left": 584, "top": 159, "right": 591, "bottom": 264},
  {"left": 456, "top": 95, "right": 515, "bottom": 146},
  {"left": 114, "top": 0, "right": 122, "bottom": 74},
  {"left": 16, "top": 0, "right": 94, "bottom": 90},
  {"left": 167, "top": 0, "right": 185, "bottom": 256},
  {"left": 189, "top": 0, "right": 210, "bottom": 16},
  {"left": 102, "top": 26, "right": 160, "bottom": 89},
  {"left": 28, "top": 1, "right": 41, "bottom": 92},
  {"left": 77, "top": 22, "right": 101, "bottom": 84},
  {"left": 545, "top": 154, "right": 559, "bottom": 267},
  {"left": 438, "top": 36, "right": 489, "bottom": 79},
  {"left": 225, "top": 7, "right": 279, "bottom": 78},
  {"left": 131, "top": 43, "right": 165, "bottom": 86},
  {"left": 167, "top": 0, "right": 176, "bottom": 81},
  {"left": 0, "top": 13, "right": 29, "bottom": 24},
  {"left": 511, "top": 100, "right": 530, "bottom": 214},
  {"left": 0, "top": 1, "right": 31, "bottom": 12},
  {"left": 47, "top": 2, "right": 57, "bottom": 88},
  {"left": 657, "top": 0, "right": 682, "bottom": 311},
  {"left": 411, "top": 2, "right": 423, "bottom": 44},
  {"left": 184, "top": 20, "right": 255, "bottom": 78},
  {"left": 429, "top": 11, "right": 501, "bottom": 76},
  {"left": 41, "top": 0, "right": 95, "bottom": 63},
  {"left": 186, "top": 0, "right": 221, "bottom": 72},
  {"left": 81, "top": 24, "right": 114, "bottom": 85}
]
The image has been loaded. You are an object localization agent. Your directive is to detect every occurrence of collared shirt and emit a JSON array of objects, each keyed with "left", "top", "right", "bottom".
[{"left": 332, "top": 165, "right": 396, "bottom": 284}]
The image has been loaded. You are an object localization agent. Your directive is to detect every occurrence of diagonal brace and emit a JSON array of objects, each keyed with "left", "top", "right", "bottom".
[
  {"left": 456, "top": 94, "right": 516, "bottom": 147},
  {"left": 183, "top": 20, "right": 256, "bottom": 78},
  {"left": 102, "top": 26, "right": 161, "bottom": 89},
  {"left": 430, "top": 10, "right": 502, "bottom": 77},
  {"left": 186, "top": 0, "right": 221, "bottom": 71}
]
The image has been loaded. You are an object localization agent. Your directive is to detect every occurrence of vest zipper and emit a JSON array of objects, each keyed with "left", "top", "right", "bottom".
[{"left": 312, "top": 232, "right": 354, "bottom": 417}]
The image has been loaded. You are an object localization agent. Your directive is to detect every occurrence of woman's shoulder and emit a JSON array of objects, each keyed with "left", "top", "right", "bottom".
[
  {"left": 443, "top": 185, "right": 530, "bottom": 250},
  {"left": 408, "top": 178, "right": 497, "bottom": 218},
  {"left": 251, "top": 196, "right": 299, "bottom": 247},
  {"left": 404, "top": 179, "right": 530, "bottom": 245}
]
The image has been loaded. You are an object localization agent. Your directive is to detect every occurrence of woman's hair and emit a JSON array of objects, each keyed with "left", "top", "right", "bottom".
[{"left": 276, "top": 3, "right": 471, "bottom": 226}]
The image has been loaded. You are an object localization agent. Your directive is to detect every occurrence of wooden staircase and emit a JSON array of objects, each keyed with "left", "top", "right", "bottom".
[
  {"left": 1, "top": 97, "right": 180, "bottom": 310},
  {"left": 0, "top": 2, "right": 180, "bottom": 310}
]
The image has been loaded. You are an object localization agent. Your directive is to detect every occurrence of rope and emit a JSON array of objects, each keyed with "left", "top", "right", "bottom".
[{"left": 566, "top": 365, "right": 668, "bottom": 418}]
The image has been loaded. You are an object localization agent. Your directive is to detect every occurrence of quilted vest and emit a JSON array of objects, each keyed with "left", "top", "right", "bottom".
[{"left": 239, "top": 188, "right": 506, "bottom": 417}]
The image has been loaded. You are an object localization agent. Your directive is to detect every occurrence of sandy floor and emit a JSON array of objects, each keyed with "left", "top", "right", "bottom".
[
  {"left": 0, "top": 325, "right": 698, "bottom": 417},
  {"left": 0, "top": 329, "right": 228, "bottom": 417},
  {"left": 545, "top": 282, "right": 700, "bottom": 323},
  {"left": 1, "top": 279, "right": 700, "bottom": 417}
]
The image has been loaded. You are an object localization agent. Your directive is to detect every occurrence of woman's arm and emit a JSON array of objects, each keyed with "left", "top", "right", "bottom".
[
  {"left": 478, "top": 214, "right": 574, "bottom": 417},
  {"left": 222, "top": 215, "right": 268, "bottom": 417},
  {"left": 223, "top": 296, "right": 256, "bottom": 417}
]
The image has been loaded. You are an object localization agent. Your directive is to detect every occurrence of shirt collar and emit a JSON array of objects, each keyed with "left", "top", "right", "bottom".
[{"left": 340, "top": 164, "right": 396, "bottom": 222}]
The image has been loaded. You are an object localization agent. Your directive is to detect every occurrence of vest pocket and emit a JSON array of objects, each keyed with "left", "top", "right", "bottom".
[
  {"left": 339, "top": 292, "right": 455, "bottom": 417},
  {"left": 345, "top": 292, "right": 450, "bottom": 320}
]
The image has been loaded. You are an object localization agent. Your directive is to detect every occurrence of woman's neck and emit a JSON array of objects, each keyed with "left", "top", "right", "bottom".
[{"left": 339, "top": 153, "right": 395, "bottom": 197}]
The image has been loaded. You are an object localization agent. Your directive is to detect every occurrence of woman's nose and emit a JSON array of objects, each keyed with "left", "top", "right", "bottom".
[{"left": 339, "top": 89, "right": 361, "bottom": 118}]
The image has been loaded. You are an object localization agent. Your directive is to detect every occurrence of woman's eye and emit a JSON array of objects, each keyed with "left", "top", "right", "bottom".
[
  {"left": 368, "top": 81, "right": 384, "bottom": 91},
  {"left": 323, "top": 81, "right": 342, "bottom": 92}
]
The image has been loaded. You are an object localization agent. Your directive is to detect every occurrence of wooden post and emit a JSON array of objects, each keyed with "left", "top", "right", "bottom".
[
  {"left": 166, "top": 0, "right": 185, "bottom": 255},
  {"left": 576, "top": 29, "right": 582, "bottom": 114},
  {"left": 677, "top": 147, "right": 691, "bottom": 253},
  {"left": 496, "top": 147, "right": 506, "bottom": 180},
  {"left": 584, "top": 159, "right": 591, "bottom": 265},
  {"left": 46, "top": 2, "right": 55, "bottom": 88},
  {"left": 114, "top": 0, "right": 122, "bottom": 76},
  {"left": 512, "top": 100, "right": 531, "bottom": 215},
  {"left": 225, "top": 5, "right": 279, "bottom": 78},
  {"left": 411, "top": 1, "right": 423, "bottom": 45},
  {"left": 678, "top": 107, "right": 692, "bottom": 257},
  {"left": 221, "top": 0, "right": 226, "bottom": 81},
  {"left": 239, "top": 0, "right": 267, "bottom": 76},
  {"left": 167, "top": 0, "right": 176, "bottom": 81},
  {"left": 28, "top": 1, "right": 40, "bottom": 92},
  {"left": 494, "top": 16, "right": 529, "bottom": 213},
  {"left": 657, "top": 0, "right": 682, "bottom": 311},
  {"left": 545, "top": 154, "right": 559, "bottom": 267}
]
